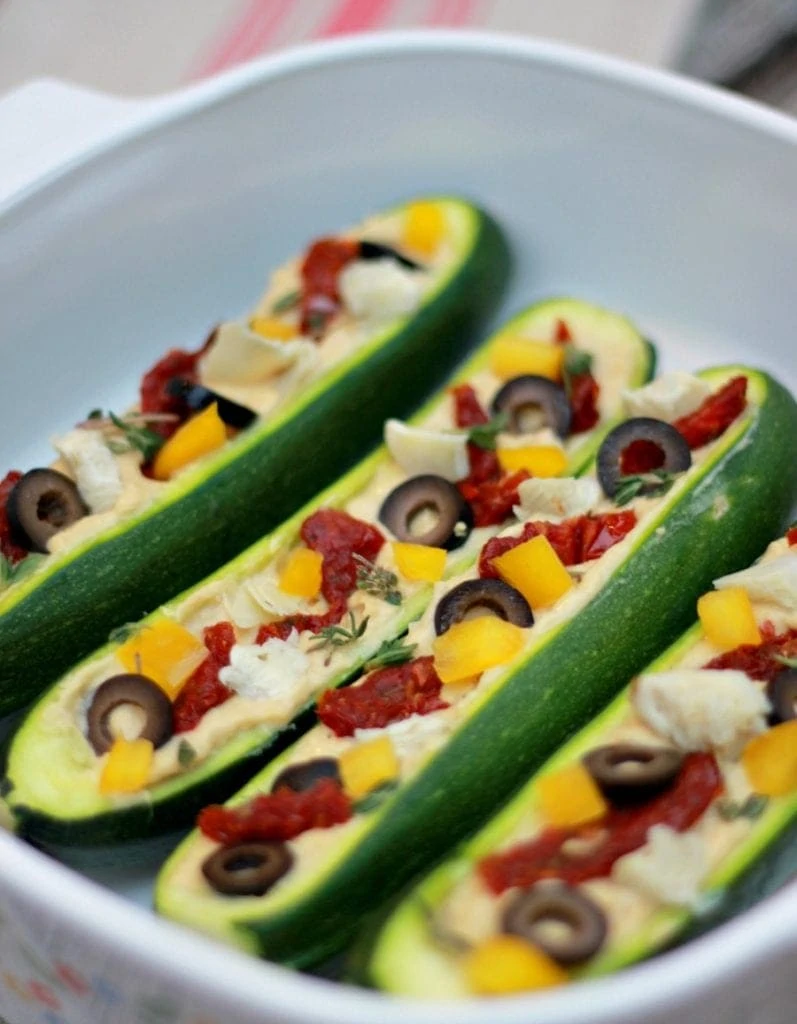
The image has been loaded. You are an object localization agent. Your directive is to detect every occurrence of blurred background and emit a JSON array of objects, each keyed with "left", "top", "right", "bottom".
[{"left": 0, "top": 0, "right": 795, "bottom": 112}]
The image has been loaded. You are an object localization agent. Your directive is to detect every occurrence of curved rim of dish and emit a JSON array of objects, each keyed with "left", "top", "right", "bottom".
[{"left": 2, "top": 27, "right": 797, "bottom": 1023}]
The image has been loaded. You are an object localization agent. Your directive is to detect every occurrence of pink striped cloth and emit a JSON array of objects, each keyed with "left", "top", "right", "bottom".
[{"left": 194, "top": 0, "right": 483, "bottom": 79}]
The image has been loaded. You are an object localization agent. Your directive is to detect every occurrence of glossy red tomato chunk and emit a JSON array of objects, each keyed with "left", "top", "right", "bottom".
[{"left": 0, "top": 470, "right": 27, "bottom": 564}]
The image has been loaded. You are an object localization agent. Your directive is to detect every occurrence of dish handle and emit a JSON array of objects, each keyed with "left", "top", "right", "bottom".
[{"left": 0, "top": 78, "right": 161, "bottom": 207}]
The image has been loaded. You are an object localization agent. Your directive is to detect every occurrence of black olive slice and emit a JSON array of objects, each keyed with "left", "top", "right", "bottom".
[
  {"left": 166, "top": 378, "right": 257, "bottom": 431},
  {"left": 433, "top": 578, "right": 533, "bottom": 636},
  {"left": 272, "top": 758, "right": 341, "bottom": 793},
  {"left": 596, "top": 417, "right": 691, "bottom": 499},
  {"left": 767, "top": 669, "right": 797, "bottom": 724},
  {"left": 202, "top": 841, "right": 293, "bottom": 897},
  {"left": 6, "top": 468, "right": 88, "bottom": 553},
  {"left": 502, "top": 882, "right": 607, "bottom": 965},
  {"left": 379, "top": 474, "right": 473, "bottom": 551},
  {"left": 86, "top": 674, "right": 173, "bottom": 755},
  {"left": 583, "top": 743, "right": 684, "bottom": 803},
  {"left": 490, "top": 375, "right": 572, "bottom": 438},
  {"left": 358, "top": 240, "right": 422, "bottom": 270}
]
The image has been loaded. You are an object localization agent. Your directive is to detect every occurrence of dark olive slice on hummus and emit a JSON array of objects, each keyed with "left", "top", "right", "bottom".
[
  {"left": 434, "top": 578, "right": 533, "bottom": 636},
  {"left": 272, "top": 758, "right": 341, "bottom": 793},
  {"left": 502, "top": 881, "right": 607, "bottom": 965},
  {"left": 583, "top": 743, "right": 683, "bottom": 803},
  {"left": 767, "top": 669, "right": 797, "bottom": 724},
  {"left": 379, "top": 475, "right": 473, "bottom": 550},
  {"left": 358, "top": 240, "right": 422, "bottom": 270},
  {"left": 86, "top": 674, "right": 173, "bottom": 755},
  {"left": 596, "top": 418, "right": 691, "bottom": 499},
  {"left": 6, "top": 468, "right": 88, "bottom": 553},
  {"left": 490, "top": 375, "right": 572, "bottom": 438},
  {"left": 202, "top": 841, "right": 293, "bottom": 897},
  {"left": 166, "top": 378, "right": 256, "bottom": 431}
]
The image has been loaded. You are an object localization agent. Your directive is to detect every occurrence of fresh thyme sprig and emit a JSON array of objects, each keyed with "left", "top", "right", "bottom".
[
  {"left": 309, "top": 611, "right": 369, "bottom": 653},
  {"left": 108, "top": 412, "right": 165, "bottom": 461},
  {"left": 716, "top": 794, "right": 769, "bottom": 822},
  {"left": 613, "top": 470, "right": 678, "bottom": 507},
  {"left": 354, "top": 554, "right": 402, "bottom": 606},
  {"left": 776, "top": 655, "right": 797, "bottom": 670},
  {"left": 272, "top": 289, "right": 300, "bottom": 314},
  {"left": 562, "top": 344, "right": 594, "bottom": 396},
  {"left": 467, "top": 412, "right": 508, "bottom": 451},
  {"left": 365, "top": 636, "right": 417, "bottom": 671}
]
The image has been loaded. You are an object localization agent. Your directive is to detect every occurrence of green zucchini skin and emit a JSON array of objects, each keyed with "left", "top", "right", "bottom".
[
  {"left": 7, "top": 298, "right": 656, "bottom": 848},
  {"left": 0, "top": 199, "right": 510, "bottom": 716},
  {"left": 156, "top": 367, "right": 797, "bottom": 968}
]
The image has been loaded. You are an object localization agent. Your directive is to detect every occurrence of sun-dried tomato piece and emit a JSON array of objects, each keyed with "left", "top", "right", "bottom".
[
  {"left": 673, "top": 376, "right": 747, "bottom": 450},
  {"left": 198, "top": 777, "right": 352, "bottom": 844},
  {"left": 554, "top": 319, "right": 573, "bottom": 344},
  {"left": 788, "top": 527, "right": 797, "bottom": 547},
  {"left": 479, "top": 753, "right": 722, "bottom": 894},
  {"left": 568, "top": 372, "right": 600, "bottom": 434},
  {"left": 620, "top": 438, "right": 667, "bottom": 476},
  {"left": 458, "top": 469, "right": 529, "bottom": 528},
  {"left": 451, "top": 383, "right": 490, "bottom": 428},
  {"left": 0, "top": 470, "right": 28, "bottom": 565},
  {"left": 172, "top": 621, "right": 236, "bottom": 733},
  {"left": 704, "top": 627, "right": 797, "bottom": 684},
  {"left": 317, "top": 656, "right": 448, "bottom": 737},
  {"left": 299, "top": 237, "right": 359, "bottom": 336},
  {"left": 140, "top": 330, "right": 217, "bottom": 439}
]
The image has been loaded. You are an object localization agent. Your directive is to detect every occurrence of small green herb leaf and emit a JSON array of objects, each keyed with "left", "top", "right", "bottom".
[
  {"left": 87, "top": 408, "right": 104, "bottom": 420},
  {"left": 467, "top": 412, "right": 508, "bottom": 451},
  {"left": 354, "top": 554, "right": 402, "bottom": 606},
  {"left": 776, "top": 655, "right": 797, "bottom": 670},
  {"left": 716, "top": 793, "right": 769, "bottom": 821},
  {"left": 177, "top": 740, "right": 197, "bottom": 768},
  {"left": 309, "top": 611, "right": 369, "bottom": 653},
  {"left": 109, "top": 412, "right": 164, "bottom": 462},
  {"left": 354, "top": 780, "right": 399, "bottom": 814},
  {"left": 563, "top": 344, "right": 593, "bottom": 378},
  {"left": 0, "top": 553, "right": 45, "bottom": 589},
  {"left": 365, "top": 636, "right": 417, "bottom": 671},
  {"left": 613, "top": 470, "right": 678, "bottom": 507},
  {"left": 108, "top": 621, "right": 141, "bottom": 645},
  {"left": 272, "top": 289, "right": 300, "bottom": 314}
]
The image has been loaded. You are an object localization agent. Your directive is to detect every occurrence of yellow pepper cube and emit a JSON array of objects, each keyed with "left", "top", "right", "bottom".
[
  {"left": 537, "top": 761, "right": 608, "bottom": 828},
  {"left": 339, "top": 735, "right": 400, "bottom": 801},
  {"left": 99, "top": 738, "right": 154, "bottom": 795},
  {"left": 151, "top": 403, "right": 227, "bottom": 481},
  {"left": 465, "top": 935, "right": 568, "bottom": 995},
  {"left": 432, "top": 616, "right": 526, "bottom": 685},
  {"left": 279, "top": 547, "right": 324, "bottom": 599},
  {"left": 497, "top": 446, "right": 568, "bottom": 478},
  {"left": 742, "top": 721, "right": 797, "bottom": 796},
  {"left": 490, "top": 336, "right": 564, "bottom": 382},
  {"left": 492, "top": 534, "right": 574, "bottom": 610},
  {"left": 392, "top": 542, "right": 447, "bottom": 582},
  {"left": 698, "top": 587, "right": 762, "bottom": 651},
  {"left": 117, "top": 619, "right": 207, "bottom": 700},
  {"left": 403, "top": 201, "right": 445, "bottom": 257},
  {"left": 250, "top": 316, "right": 298, "bottom": 340}
]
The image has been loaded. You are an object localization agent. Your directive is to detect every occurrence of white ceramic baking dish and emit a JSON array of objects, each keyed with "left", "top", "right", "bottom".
[{"left": 0, "top": 30, "right": 796, "bottom": 1024}]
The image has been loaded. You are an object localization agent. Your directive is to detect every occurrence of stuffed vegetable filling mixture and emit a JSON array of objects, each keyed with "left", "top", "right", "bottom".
[
  {"left": 0, "top": 201, "right": 451, "bottom": 586},
  {"left": 166, "top": 372, "right": 751, "bottom": 909},
  {"left": 409, "top": 526, "right": 797, "bottom": 997}
]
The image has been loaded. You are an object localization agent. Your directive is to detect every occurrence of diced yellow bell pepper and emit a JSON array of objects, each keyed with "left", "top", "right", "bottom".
[
  {"left": 403, "top": 201, "right": 445, "bottom": 257},
  {"left": 117, "top": 620, "right": 207, "bottom": 700},
  {"left": 250, "top": 316, "right": 298, "bottom": 340},
  {"left": 742, "top": 721, "right": 797, "bottom": 796},
  {"left": 392, "top": 542, "right": 447, "bottom": 582},
  {"left": 497, "top": 445, "right": 568, "bottom": 478},
  {"left": 537, "top": 761, "right": 608, "bottom": 827},
  {"left": 465, "top": 935, "right": 568, "bottom": 995},
  {"left": 432, "top": 617, "right": 526, "bottom": 685},
  {"left": 99, "top": 738, "right": 154, "bottom": 794},
  {"left": 492, "top": 534, "right": 574, "bottom": 610},
  {"left": 697, "top": 587, "right": 762, "bottom": 651},
  {"left": 339, "top": 735, "right": 400, "bottom": 801},
  {"left": 490, "top": 336, "right": 565, "bottom": 382},
  {"left": 151, "top": 403, "right": 227, "bottom": 482},
  {"left": 279, "top": 547, "right": 324, "bottom": 599}
]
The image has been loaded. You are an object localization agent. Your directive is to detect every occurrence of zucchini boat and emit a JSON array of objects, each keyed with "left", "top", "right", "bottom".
[
  {"left": 154, "top": 365, "right": 797, "bottom": 967},
  {"left": 4, "top": 298, "right": 654, "bottom": 846},
  {"left": 0, "top": 197, "right": 510, "bottom": 714},
  {"left": 366, "top": 526, "right": 797, "bottom": 998}
]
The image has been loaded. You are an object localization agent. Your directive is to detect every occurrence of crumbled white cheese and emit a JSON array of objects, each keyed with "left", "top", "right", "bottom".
[
  {"left": 714, "top": 553, "right": 797, "bottom": 612},
  {"left": 52, "top": 429, "right": 122, "bottom": 514},
  {"left": 339, "top": 259, "right": 422, "bottom": 322},
  {"left": 199, "top": 321, "right": 317, "bottom": 384},
  {"left": 612, "top": 825, "right": 707, "bottom": 907},
  {"left": 384, "top": 419, "right": 469, "bottom": 482},
  {"left": 219, "top": 631, "right": 309, "bottom": 701},
  {"left": 634, "top": 669, "right": 770, "bottom": 756},
  {"left": 623, "top": 372, "right": 711, "bottom": 422},
  {"left": 514, "top": 477, "right": 601, "bottom": 523},
  {"left": 354, "top": 711, "right": 453, "bottom": 759}
]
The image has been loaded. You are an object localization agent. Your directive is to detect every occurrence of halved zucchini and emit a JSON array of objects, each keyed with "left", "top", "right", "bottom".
[
  {"left": 153, "top": 366, "right": 797, "bottom": 967},
  {"left": 5, "top": 298, "right": 655, "bottom": 845},
  {"left": 0, "top": 197, "right": 510, "bottom": 714},
  {"left": 367, "top": 527, "right": 797, "bottom": 998}
]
